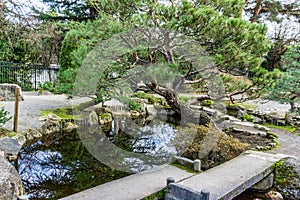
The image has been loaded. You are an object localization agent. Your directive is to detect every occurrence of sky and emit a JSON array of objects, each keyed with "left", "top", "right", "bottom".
[{"left": 4, "top": 0, "right": 299, "bottom": 41}]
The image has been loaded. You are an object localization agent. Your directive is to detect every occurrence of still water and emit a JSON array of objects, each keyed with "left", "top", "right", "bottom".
[{"left": 16, "top": 118, "right": 177, "bottom": 199}]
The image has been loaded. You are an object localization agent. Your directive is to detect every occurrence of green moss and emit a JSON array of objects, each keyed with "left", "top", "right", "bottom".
[
  {"left": 100, "top": 113, "right": 110, "bottom": 120},
  {"left": 40, "top": 100, "right": 95, "bottom": 120},
  {"left": 225, "top": 101, "right": 257, "bottom": 110},
  {"left": 264, "top": 124, "right": 297, "bottom": 133},
  {"left": 0, "top": 128, "right": 17, "bottom": 137},
  {"left": 41, "top": 109, "right": 75, "bottom": 119},
  {"left": 131, "top": 92, "right": 167, "bottom": 106},
  {"left": 201, "top": 99, "right": 214, "bottom": 107},
  {"left": 274, "top": 160, "right": 300, "bottom": 191},
  {"left": 142, "top": 189, "right": 165, "bottom": 200},
  {"left": 132, "top": 92, "right": 159, "bottom": 104},
  {"left": 129, "top": 99, "right": 142, "bottom": 112},
  {"left": 171, "top": 163, "right": 199, "bottom": 174},
  {"left": 242, "top": 114, "right": 254, "bottom": 122},
  {"left": 266, "top": 131, "right": 278, "bottom": 139}
]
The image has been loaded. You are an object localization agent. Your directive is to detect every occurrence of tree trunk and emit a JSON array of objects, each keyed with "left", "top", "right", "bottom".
[{"left": 147, "top": 82, "right": 211, "bottom": 126}]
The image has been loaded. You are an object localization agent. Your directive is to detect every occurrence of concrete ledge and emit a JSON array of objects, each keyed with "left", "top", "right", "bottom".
[
  {"left": 167, "top": 151, "right": 287, "bottom": 200},
  {"left": 60, "top": 164, "right": 194, "bottom": 200}
]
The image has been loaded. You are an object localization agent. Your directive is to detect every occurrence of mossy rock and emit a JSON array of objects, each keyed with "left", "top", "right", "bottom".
[
  {"left": 131, "top": 92, "right": 167, "bottom": 106},
  {"left": 266, "top": 131, "right": 278, "bottom": 139},
  {"left": 225, "top": 101, "right": 256, "bottom": 110},
  {"left": 242, "top": 114, "right": 254, "bottom": 122},
  {"left": 41, "top": 109, "right": 74, "bottom": 120},
  {"left": 100, "top": 113, "right": 112, "bottom": 123},
  {"left": 0, "top": 128, "right": 17, "bottom": 138},
  {"left": 274, "top": 159, "right": 300, "bottom": 199},
  {"left": 201, "top": 99, "right": 214, "bottom": 107},
  {"left": 172, "top": 124, "right": 249, "bottom": 170}
]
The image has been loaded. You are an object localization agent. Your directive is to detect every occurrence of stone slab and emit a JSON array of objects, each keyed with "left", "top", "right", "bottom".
[
  {"left": 168, "top": 151, "right": 286, "bottom": 200},
  {"left": 60, "top": 164, "right": 194, "bottom": 200},
  {"left": 0, "top": 137, "right": 21, "bottom": 156}
]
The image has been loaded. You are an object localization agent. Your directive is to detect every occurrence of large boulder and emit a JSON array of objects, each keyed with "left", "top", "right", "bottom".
[{"left": 0, "top": 155, "right": 26, "bottom": 200}]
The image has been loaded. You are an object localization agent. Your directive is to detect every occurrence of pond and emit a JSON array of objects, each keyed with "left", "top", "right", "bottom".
[{"left": 16, "top": 117, "right": 177, "bottom": 199}]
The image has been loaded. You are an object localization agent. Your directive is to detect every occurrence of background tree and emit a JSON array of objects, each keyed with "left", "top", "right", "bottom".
[
  {"left": 66, "top": 0, "right": 279, "bottom": 128},
  {"left": 0, "top": 0, "right": 63, "bottom": 65},
  {"left": 37, "top": 0, "right": 98, "bottom": 21},
  {"left": 269, "top": 44, "right": 300, "bottom": 112},
  {"left": 244, "top": 0, "right": 300, "bottom": 71}
]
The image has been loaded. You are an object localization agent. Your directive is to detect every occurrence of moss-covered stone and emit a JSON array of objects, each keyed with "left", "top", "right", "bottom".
[
  {"left": 266, "top": 131, "right": 278, "bottom": 139},
  {"left": 172, "top": 124, "right": 249, "bottom": 170},
  {"left": 0, "top": 128, "right": 17, "bottom": 138},
  {"left": 242, "top": 114, "right": 254, "bottom": 122},
  {"left": 274, "top": 159, "right": 300, "bottom": 199},
  {"left": 131, "top": 92, "right": 169, "bottom": 107},
  {"left": 41, "top": 108, "right": 74, "bottom": 120},
  {"left": 225, "top": 100, "right": 257, "bottom": 110}
]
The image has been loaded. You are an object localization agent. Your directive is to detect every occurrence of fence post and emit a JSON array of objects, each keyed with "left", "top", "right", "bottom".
[{"left": 13, "top": 87, "right": 20, "bottom": 132}]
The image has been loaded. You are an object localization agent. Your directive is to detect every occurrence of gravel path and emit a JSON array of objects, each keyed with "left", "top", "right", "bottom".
[
  {"left": 1, "top": 92, "right": 93, "bottom": 132},
  {"left": 268, "top": 128, "right": 300, "bottom": 159},
  {"left": 1, "top": 92, "right": 299, "bottom": 159}
]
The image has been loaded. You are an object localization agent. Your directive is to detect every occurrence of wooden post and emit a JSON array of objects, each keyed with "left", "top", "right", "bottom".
[{"left": 13, "top": 87, "right": 20, "bottom": 132}]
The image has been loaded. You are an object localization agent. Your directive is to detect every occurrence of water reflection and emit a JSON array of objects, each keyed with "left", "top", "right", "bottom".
[
  {"left": 17, "top": 131, "right": 129, "bottom": 200},
  {"left": 17, "top": 117, "right": 177, "bottom": 199},
  {"left": 79, "top": 117, "right": 177, "bottom": 173}
]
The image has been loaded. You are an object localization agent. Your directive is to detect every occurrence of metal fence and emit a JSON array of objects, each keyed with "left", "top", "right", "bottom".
[{"left": 0, "top": 61, "right": 59, "bottom": 91}]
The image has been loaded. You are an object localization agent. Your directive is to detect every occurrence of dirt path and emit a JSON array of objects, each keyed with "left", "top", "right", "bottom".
[{"left": 1, "top": 92, "right": 93, "bottom": 132}]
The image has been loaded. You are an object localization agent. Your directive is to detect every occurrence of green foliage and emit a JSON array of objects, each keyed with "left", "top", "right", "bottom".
[
  {"left": 0, "top": 107, "right": 12, "bottom": 127},
  {"left": 52, "top": 0, "right": 276, "bottom": 108},
  {"left": 39, "top": 82, "right": 58, "bottom": 93},
  {"left": 154, "top": 1, "right": 270, "bottom": 73},
  {"left": 116, "top": 95, "right": 142, "bottom": 112},
  {"left": 58, "top": 15, "right": 127, "bottom": 95},
  {"left": 40, "top": 0, "right": 98, "bottom": 21},
  {"left": 268, "top": 44, "right": 300, "bottom": 111},
  {"left": 56, "top": 68, "right": 78, "bottom": 94},
  {"left": 87, "top": 0, "right": 142, "bottom": 21},
  {"left": 129, "top": 99, "right": 142, "bottom": 112}
]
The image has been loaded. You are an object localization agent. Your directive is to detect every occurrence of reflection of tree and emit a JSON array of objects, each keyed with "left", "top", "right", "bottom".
[
  {"left": 17, "top": 131, "right": 128, "bottom": 199},
  {"left": 79, "top": 117, "right": 177, "bottom": 173}
]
